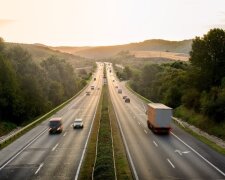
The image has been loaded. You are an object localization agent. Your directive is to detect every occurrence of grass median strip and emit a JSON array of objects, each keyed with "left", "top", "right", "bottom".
[
  {"left": 93, "top": 86, "right": 115, "bottom": 179},
  {"left": 79, "top": 85, "right": 132, "bottom": 179}
]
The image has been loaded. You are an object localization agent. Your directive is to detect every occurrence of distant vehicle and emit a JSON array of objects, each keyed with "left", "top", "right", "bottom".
[
  {"left": 125, "top": 98, "right": 130, "bottom": 103},
  {"left": 118, "top": 89, "right": 122, "bottom": 94},
  {"left": 146, "top": 103, "right": 172, "bottom": 134},
  {"left": 91, "top": 85, "right": 94, "bottom": 90},
  {"left": 49, "top": 117, "right": 63, "bottom": 134},
  {"left": 73, "top": 119, "right": 84, "bottom": 129},
  {"left": 109, "top": 70, "right": 112, "bottom": 73},
  {"left": 113, "top": 80, "right": 115, "bottom": 82},
  {"left": 94, "top": 77, "right": 96, "bottom": 81},
  {"left": 123, "top": 95, "right": 127, "bottom": 99},
  {"left": 115, "top": 86, "right": 118, "bottom": 88},
  {"left": 86, "top": 91, "right": 91, "bottom": 95}
]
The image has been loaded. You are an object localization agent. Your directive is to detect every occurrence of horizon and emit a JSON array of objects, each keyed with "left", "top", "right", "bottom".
[
  {"left": 0, "top": 0, "right": 225, "bottom": 46},
  {"left": 5, "top": 38, "right": 193, "bottom": 48}
]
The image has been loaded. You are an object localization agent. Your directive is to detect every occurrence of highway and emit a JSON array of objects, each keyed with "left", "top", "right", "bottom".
[
  {"left": 0, "top": 63, "right": 104, "bottom": 180},
  {"left": 106, "top": 63, "right": 225, "bottom": 180},
  {"left": 1, "top": 62, "right": 225, "bottom": 180}
]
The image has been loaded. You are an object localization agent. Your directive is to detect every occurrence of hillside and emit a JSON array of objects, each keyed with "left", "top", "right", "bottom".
[
  {"left": 49, "top": 39, "right": 192, "bottom": 59},
  {"left": 5, "top": 43, "right": 94, "bottom": 69}
]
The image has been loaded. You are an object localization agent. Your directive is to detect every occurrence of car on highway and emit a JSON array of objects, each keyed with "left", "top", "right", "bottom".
[
  {"left": 123, "top": 95, "right": 127, "bottom": 99},
  {"left": 91, "top": 85, "right": 94, "bottom": 90},
  {"left": 73, "top": 119, "right": 84, "bottom": 129},
  {"left": 125, "top": 98, "right": 130, "bottom": 103},
  {"left": 115, "top": 85, "right": 118, "bottom": 88},
  {"left": 118, "top": 89, "right": 122, "bottom": 94},
  {"left": 49, "top": 117, "right": 63, "bottom": 134},
  {"left": 86, "top": 91, "right": 91, "bottom": 95}
]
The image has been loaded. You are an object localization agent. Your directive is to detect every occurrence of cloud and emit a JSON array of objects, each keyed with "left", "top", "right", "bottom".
[{"left": 0, "top": 19, "right": 15, "bottom": 27}]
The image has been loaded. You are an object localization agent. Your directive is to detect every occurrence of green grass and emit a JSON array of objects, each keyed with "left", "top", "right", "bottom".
[
  {"left": 93, "top": 85, "right": 115, "bottom": 179},
  {"left": 79, "top": 84, "right": 132, "bottom": 179},
  {"left": 174, "top": 106, "right": 225, "bottom": 140},
  {"left": 174, "top": 106, "right": 225, "bottom": 155}
]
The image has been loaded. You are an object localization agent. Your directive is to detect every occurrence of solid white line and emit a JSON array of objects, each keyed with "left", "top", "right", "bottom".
[
  {"left": 153, "top": 141, "right": 158, "bottom": 147},
  {"left": 171, "top": 132, "right": 225, "bottom": 177},
  {"left": 52, "top": 143, "right": 59, "bottom": 151},
  {"left": 144, "top": 130, "right": 148, "bottom": 134},
  {"left": 35, "top": 163, "right": 44, "bottom": 174},
  {"left": 167, "top": 158, "right": 175, "bottom": 168},
  {"left": 111, "top": 100, "right": 139, "bottom": 180},
  {"left": 0, "top": 128, "right": 48, "bottom": 171},
  {"left": 74, "top": 88, "right": 101, "bottom": 180},
  {"left": 63, "top": 132, "right": 67, "bottom": 137}
]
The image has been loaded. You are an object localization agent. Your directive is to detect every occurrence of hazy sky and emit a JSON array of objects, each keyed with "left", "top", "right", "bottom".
[{"left": 0, "top": 0, "right": 225, "bottom": 46}]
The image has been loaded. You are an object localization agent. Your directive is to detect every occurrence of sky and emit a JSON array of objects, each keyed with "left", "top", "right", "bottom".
[{"left": 0, "top": 0, "right": 225, "bottom": 46}]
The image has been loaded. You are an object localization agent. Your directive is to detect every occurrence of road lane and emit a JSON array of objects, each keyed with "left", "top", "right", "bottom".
[
  {"left": 107, "top": 63, "right": 225, "bottom": 179},
  {"left": 0, "top": 62, "right": 104, "bottom": 180}
]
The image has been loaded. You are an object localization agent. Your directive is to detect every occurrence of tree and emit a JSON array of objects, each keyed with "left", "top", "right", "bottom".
[{"left": 190, "top": 28, "right": 225, "bottom": 90}]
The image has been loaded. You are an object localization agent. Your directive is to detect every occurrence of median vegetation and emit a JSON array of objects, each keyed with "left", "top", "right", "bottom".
[{"left": 79, "top": 82, "right": 132, "bottom": 179}]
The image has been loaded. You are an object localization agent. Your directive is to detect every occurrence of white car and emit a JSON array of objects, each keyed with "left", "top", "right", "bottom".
[{"left": 73, "top": 119, "right": 83, "bottom": 129}]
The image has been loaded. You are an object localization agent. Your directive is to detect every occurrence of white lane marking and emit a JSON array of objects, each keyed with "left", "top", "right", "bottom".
[
  {"left": 35, "top": 163, "right": 44, "bottom": 174},
  {"left": 74, "top": 89, "right": 101, "bottom": 180},
  {"left": 167, "top": 158, "right": 175, "bottom": 168},
  {"left": 63, "top": 132, "right": 67, "bottom": 137},
  {"left": 175, "top": 149, "right": 182, "bottom": 156},
  {"left": 171, "top": 132, "right": 225, "bottom": 177},
  {"left": 138, "top": 122, "right": 141, "bottom": 125},
  {"left": 52, "top": 143, "right": 59, "bottom": 151},
  {"left": 144, "top": 130, "right": 148, "bottom": 134},
  {"left": 153, "top": 141, "right": 158, "bottom": 147},
  {"left": 0, "top": 128, "right": 48, "bottom": 171},
  {"left": 111, "top": 100, "right": 139, "bottom": 180}
]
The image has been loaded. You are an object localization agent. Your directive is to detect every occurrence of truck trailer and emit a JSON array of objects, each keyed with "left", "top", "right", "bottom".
[{"left": 146, "top": 103, "right": 172, "bottom": 134}]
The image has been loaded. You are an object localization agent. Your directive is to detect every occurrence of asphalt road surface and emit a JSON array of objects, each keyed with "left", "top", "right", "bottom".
[
  {"left": 0, "top": 62, "right": 104, "bottom": 180},
  {"left": 107, "top": 63, "right": 225, "bottom": 180}
]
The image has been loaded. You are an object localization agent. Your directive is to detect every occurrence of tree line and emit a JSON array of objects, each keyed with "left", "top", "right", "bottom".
[
  {"left": 119, "top": 29, "right": 225, "bottom": 123},
  {"left": 0, "top": 38, "right": 85, "bottom": 125}
]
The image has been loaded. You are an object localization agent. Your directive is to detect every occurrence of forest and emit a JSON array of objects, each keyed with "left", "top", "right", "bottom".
[
  {"left": 0, "top": 38, "right": 86, "bottom": 134},
  {"left": 117, "top": 29, "right": 225, "bottom": 139}
]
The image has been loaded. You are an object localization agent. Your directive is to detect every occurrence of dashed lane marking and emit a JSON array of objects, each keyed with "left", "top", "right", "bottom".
[
  {"left": 35, "top": 163, "right": 44, "bottom": 174},
  {"left": 52, "top": 143, "right": 59, "bottom": 151},
  {"left": 167, "top": 158, "right": 175, "bottom": 168}
]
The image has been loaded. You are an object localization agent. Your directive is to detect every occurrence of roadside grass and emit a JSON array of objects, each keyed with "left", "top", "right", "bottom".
[
  {"left": 108, "top": 89, "right": 133, "bottom": 179},
  {"left": 175, "top": 106, "right": 225, "bottom": 140},
  {"left": 174, "top": 106, "right": 225, "bottom": 155}
]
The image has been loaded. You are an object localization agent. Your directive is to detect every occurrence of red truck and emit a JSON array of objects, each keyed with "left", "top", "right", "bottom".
[{"left": 146, "top": 103, "right": 172, "bottom": 134}]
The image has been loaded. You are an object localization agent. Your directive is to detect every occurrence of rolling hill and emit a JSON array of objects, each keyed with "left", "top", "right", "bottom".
[
  {"left": 5, "top": 43, "right": 94, "bottom": 69},
  {"left": 49, "top": 39, "right": 192, "bottom": 59}
]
